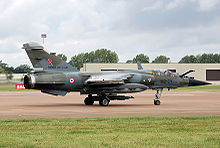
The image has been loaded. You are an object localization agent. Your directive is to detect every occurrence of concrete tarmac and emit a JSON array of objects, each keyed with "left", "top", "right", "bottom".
[{"left": 0, "top": 91, "right": 220, "bottom": 119}]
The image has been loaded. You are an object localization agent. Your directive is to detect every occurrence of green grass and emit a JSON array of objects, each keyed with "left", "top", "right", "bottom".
[
  {"left": 0, "top": 117, "right": 220, "bottom": 147},
  {"left": 0, "top": 84, "right": 34, "bottom": 91},
  {"left": 0, "top": 84, "right": 17, "bottom": 91}
]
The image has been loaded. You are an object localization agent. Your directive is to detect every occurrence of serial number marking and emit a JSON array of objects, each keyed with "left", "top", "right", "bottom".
[{"left": 48, "top": 66, "right": 68, "bottom": 69}]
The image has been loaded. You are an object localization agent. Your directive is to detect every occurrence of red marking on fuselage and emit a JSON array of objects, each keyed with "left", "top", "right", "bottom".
[
  {"left": 48, "top": 59, "right": 53, "bottom": 66},
  {"left": 69, "top": 77, "right": 75, "bottom": 84}
]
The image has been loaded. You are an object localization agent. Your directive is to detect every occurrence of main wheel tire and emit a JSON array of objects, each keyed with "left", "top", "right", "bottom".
[
  {"left": 154, "top": 99, "right": 160, "bottom": 105},
  {"left": 99, "top": 98, "right": 110, "bottom": 106},
  {"left": 84, "top": 97, "right": 94, "bottom": 105}
]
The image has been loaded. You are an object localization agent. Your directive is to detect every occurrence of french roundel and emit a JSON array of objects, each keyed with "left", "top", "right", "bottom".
[{"left": 69, "top": 77, "right": 75, "bottom": 84}]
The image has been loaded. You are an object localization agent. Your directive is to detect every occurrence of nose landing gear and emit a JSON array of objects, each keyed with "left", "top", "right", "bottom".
[
  {"left": 154, "top": 99, "right": 160, "bottom": 105},
  {"left": 154, "top": 89, "right": 162, "bottom": 105}
]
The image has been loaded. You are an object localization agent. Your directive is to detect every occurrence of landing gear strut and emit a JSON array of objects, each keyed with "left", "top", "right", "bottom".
[{"left": 154, "top": 89, "right": 162, "bottom": 105}]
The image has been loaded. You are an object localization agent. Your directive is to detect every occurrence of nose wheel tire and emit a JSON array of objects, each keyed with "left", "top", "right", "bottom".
[
  {"left": 84, "top": 97, "right": 94, "bottom": 105},
  {"left": 154, "top": 99, "right": 160, "bottom": 105},
  {"left": 99, "top": 98, "right": 110, "bottom": 106}
]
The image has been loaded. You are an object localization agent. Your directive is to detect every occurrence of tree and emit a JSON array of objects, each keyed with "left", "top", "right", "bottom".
[
  {"left": 179, "top": 55, "right": 198, "bottom": 63},
  {"left": 69, "top": 53, "right": 87, "bottom": 70},
  {"left": 0, "top": 66, "right": 5, "bottom": 73},
  {"left": 126, "top": 60, "right": 133, "bottom": 63},
  {"left": 198, "top": 54, "right": 209, "bottom": 63},
  {"left": 179, "top": 53, "right": 220, "bottom": 63},
  {"left": 6, "top": 73, "right": 13, "bottom": 83},
  {"left": 0, "top": 60, "right": 14, "bottom": 73},
  {"left": 132, "top": 54, "right": 149, "bottom": 63},
  {"left": 57, "top": 53, "right": 67, "bottom": 62},
  {"left": 69, "top": 49, "right": 119, "bottom": 70},
  {"left": 93, "top": 49, "right": 118, "bottom": 63},
  {"left": 213, "top": 54, "right": 220, "bottom": 63},
  {"left": 197, "top": 53, "right": 219, "bottom": 63},
  {"left": 152, "top": 55, "right": 169, "bottom": 63},
  {"left": 0, "top": 60, "right": 7, "bottom": 68},
  {"left": 14, "top": 64, "right": 31, "bottom": 73}
]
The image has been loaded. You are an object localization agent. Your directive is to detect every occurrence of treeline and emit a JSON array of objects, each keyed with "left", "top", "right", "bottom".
[
  {"left": 126, "top": 53, "right": 220, "bottom": 64},
  {"left": 0, "top": 60, "right": 31, "bottom": 74},
  {"left": 1, "top": 50, "right": 220, "bottom": 73},
  {"left": 125, "top": 54, "right": 169, "bottom": 63},
  {"left": 67, "top": 49, "right": 118, "bottom": 70},
  {"left": 67, "top": 52, "right": 220, "bottom": 70},
  {"left": 179, "top": 53, "right": 220, "bottom": 63}
]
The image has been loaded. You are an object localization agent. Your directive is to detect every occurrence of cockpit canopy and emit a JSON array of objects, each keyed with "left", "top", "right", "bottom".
[{"left": 154, "top": 70, "right": 179, "bottom": 77}]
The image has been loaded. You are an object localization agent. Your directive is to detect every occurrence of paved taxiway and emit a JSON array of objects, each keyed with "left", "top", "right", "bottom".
[{"left": 0, "top": 91, "right": 220, "bottom": 119}]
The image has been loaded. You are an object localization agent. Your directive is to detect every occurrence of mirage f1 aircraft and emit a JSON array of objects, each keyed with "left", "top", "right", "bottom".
[{"left": 23, "top": 42, "right": 211, "bottom": 106}]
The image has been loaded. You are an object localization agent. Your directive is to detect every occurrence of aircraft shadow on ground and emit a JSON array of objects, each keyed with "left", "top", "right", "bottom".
[{"left": 22, "top": 103, "right": 152, "bottom": 108}]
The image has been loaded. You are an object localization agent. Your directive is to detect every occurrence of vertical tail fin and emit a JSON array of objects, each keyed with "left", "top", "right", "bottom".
[
  {"left": 23, "top": 42, "right": 78, "bottom": 72},
  {"left": 137, "top": 61, "right": 143, "bottom": 70}
]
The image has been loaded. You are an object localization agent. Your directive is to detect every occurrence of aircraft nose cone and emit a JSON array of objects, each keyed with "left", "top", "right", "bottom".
[{"left": 188, "top": 79, "right": 211, "bottom": 86}]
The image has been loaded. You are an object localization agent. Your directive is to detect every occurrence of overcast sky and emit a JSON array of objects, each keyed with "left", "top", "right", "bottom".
[{"left": 0, "top": 0, "right": 220, "bottom": 67}]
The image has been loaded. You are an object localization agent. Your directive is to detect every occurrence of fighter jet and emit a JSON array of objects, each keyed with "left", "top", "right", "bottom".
[{"left": 23, "top": 42, "right": 211, "bottom": 106}]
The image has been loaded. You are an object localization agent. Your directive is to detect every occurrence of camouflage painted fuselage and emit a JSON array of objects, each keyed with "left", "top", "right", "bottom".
[
  {"left": 23, "top": 42, "right": 209, "bottom": 97},
  {"left": 25, "top": 69, "right": 189, "bottom": 95}
]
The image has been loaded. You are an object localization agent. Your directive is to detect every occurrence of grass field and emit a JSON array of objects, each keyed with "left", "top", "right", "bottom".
[
  {"left": 0, "top": 84, "right": 34, "bottom": 91},
  {"left": 0, "top": 117, "right": 219, "bottom": 147}
]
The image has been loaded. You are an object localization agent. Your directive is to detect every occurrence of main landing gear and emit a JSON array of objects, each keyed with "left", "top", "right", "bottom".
[
  {"left": 84, "top": 94, "right": 94, "bottom": 105},
  {"left": 84, "top": 94, "right": 133, "bottom": 106},
  {"left": 99, "top": 97, "right": 110, "bottom": 106},
  {"left": 154, "top": 89, "right": 162, "bottom": 105}
]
